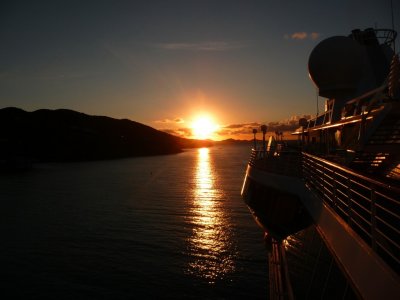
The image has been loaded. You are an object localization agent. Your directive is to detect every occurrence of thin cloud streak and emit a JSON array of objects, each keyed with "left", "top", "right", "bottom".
[
  {"left": 284, "top": 32, "right": 321, "bottom": 40},
  {"left": 162, "top": 127, "right": 191, "bottom": 137},
  {"left": 155, "top": 117, "right": 185, "bottom": 124},
  {"left": 155, "top": 41, "right": 249, "bottom": 51},
  {"left": 217, "top": 122, "right": 261, "bottom": 137}
]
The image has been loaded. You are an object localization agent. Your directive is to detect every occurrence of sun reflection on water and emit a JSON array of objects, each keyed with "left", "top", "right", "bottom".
[{"left": 186, "top": 148, "right": 236, "bottom": 283}]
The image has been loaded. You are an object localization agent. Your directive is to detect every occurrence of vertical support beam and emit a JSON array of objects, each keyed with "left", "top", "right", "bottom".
[{"left": 371, "top": 185, "right": 377, "bottom": 251}]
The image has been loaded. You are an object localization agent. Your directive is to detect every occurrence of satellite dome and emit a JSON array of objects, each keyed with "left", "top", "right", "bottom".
[{"left": 308, "top": 36, "right": 368, "bottom": 98}]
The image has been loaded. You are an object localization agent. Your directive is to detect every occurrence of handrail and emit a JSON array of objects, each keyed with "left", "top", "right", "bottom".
[
  {"left": 248, "top": 148, "right": 400, "bottom": 274},
  {"left": 302, "top": 152, "right": 400, "bottom": 193},
  {"left": 305, "top": 84, "right": 387, "bottom": 128},
  {"left": 249, "top": 149, "right": 302, "bottom": 178},
  {"left": 302, "top": 152, "right": 400, "bottom": 275}
]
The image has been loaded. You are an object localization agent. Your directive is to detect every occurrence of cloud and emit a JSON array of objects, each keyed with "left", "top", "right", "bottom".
[
  {"left": 174, "top": 118, "right": 184, "bottom": 123},
  {"left": 291, "top": 32, "right": 308, "bottom": 40},
  {"left": 217, "top": 122, "right": 262, "bottom": 136},
  {"left": 155, "top": 41, "right": 248, "bottom": 51},
  {"left": 310, "top": 32, "right": 320, "bottom": 40},
  {"left": 224, "top": 123, "right": 253, "bottom": 129},
  {"left": 216, "top": 115, "right": 313, "bottom": 137},
  {"left": 284, "top": 32, "right": 321, "bottom": 41},
  {"left": 162, "top": 127, "right": 192, "bottom": 137},
  {"left": 266, "top": 115, "right": 313, "bottom": 132},
  {"left": 155, "top": 117, "right": 185, "bottom": 124},
  {"left": 223, "top": 122, "right": 261, "bottom": 130}
]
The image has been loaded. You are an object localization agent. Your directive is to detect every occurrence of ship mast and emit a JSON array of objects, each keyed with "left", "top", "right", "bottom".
[{"left": 391, "top": 0, "right": 396, "bottom": 53}]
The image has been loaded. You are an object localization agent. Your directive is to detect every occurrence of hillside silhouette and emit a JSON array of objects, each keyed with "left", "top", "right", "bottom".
[{"left": 0, "top": 107, "right": 212, "bottom": 163}]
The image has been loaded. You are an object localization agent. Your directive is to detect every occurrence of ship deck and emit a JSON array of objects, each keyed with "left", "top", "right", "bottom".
[{"left": 244, "top": 148, "right": 400, "bottom": 299}]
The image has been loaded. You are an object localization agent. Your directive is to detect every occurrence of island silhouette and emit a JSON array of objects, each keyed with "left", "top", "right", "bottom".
[{"left": 0, "top": 107, "right": 214, "bottom": 167}]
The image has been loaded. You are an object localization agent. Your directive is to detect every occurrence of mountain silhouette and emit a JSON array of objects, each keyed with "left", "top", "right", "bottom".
[{"left": 0, "top": 107, "right": 212, "bottom": 163}]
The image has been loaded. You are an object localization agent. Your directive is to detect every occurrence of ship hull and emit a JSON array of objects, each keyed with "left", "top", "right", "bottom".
[{"left": 241, "top": 164, "right": 312, "bottom": 240}]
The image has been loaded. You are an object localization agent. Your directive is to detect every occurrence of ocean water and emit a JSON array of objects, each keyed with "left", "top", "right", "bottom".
[{"left": 0, "top": 144, "right": 268, "bottom": 299}]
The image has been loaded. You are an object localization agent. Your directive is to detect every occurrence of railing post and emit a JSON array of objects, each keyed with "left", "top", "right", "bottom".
[
  {"left": 305, "top": 155, "right": 311, "bottom": 187},
  {"left": 347, "top": 177, "right": 352, "bottom": 226},
  {"left": 318, "top": 161, "right": 323, "bottom": 197},
  {"left": 312, "top": 157, "right": 317, "bottom": 191},
  {"left": 371, "top": 186, "right": 377, "bottom": 251},
  {"left": 322, "top": 164, "right": 326, "bottom": 200},
  {"left": 332, "top": 171, "right": 337, "bottom": 209}
]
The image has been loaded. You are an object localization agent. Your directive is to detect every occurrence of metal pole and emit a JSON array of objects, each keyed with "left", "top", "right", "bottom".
[
  {"left": 252, "top": 128, "right": 257, "bottom": 150},
  {"left": 261, "top": 125, "right": 267, "bottom": 156}
]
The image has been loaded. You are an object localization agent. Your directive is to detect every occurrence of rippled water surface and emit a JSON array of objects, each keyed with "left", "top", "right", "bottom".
[{"left": 1, "top": 145, "right": 268, "bottom": 299}]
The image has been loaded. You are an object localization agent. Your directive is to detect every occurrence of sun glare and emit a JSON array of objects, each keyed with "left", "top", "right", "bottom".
[{"left": 191, "top": 116, "right": 219, "bottom": 140}]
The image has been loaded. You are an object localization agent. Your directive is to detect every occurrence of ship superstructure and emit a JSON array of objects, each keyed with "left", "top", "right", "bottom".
[{"left": 241, "top": 28, "right": 400, "bottom": 299}]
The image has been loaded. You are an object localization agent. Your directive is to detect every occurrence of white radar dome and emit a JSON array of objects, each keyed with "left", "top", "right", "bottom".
[{"left": 308, "top": 36, "right": 368, "bottom": 98}]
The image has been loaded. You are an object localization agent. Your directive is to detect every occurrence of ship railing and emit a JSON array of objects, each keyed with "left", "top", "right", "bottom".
[
  {"left": 305, "top": 83, "right": 388, "bottom": 131},
  {"left": 302, "top": 152, "right": 400, "bottom": 275},
  {"left": 351, "top": 28, "right": 397, "bottom": 47},
  {"left": 373, "top": 28, "right": 397, "bottom": 46},
  {"left": 249, "top": 147, "right": 302, "bottom": 178}
]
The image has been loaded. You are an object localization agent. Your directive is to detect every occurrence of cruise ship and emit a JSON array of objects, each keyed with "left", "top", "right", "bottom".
[{"left": 241, "top": 28, "right": 400, "bottom": 299}]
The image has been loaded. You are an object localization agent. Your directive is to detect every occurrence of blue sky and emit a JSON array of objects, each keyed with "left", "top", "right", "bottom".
[{"left": 1, "top": 0, "right": 398, "bottom": 139}]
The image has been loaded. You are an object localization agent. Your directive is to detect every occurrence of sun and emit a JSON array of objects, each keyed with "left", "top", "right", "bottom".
[{"left": 191, "top": 116, "right": 219, "bottom": 140}]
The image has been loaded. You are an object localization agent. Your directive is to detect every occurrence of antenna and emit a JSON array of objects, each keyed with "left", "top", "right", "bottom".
[{"left": 391, "top": 0, "right": 396, "bottom": 53}]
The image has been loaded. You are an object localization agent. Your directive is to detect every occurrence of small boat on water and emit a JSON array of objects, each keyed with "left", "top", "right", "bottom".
[{"left": 241, "top": 28, "right": 400, "bottom": 299}]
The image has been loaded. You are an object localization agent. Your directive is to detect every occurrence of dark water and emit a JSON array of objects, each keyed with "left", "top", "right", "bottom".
[{"left": 1, "top": 145, "right": 268, "bottom": 299}]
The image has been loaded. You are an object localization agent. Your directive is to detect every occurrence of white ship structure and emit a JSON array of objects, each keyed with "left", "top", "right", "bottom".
[{"left": 241, "top": 28, "right": 400, "bottom": 299}]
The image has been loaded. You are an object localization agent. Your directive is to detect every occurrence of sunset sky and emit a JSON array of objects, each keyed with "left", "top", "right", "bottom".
[{"left": 1, "top": 1, "right": 398, "bottom": 140}]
